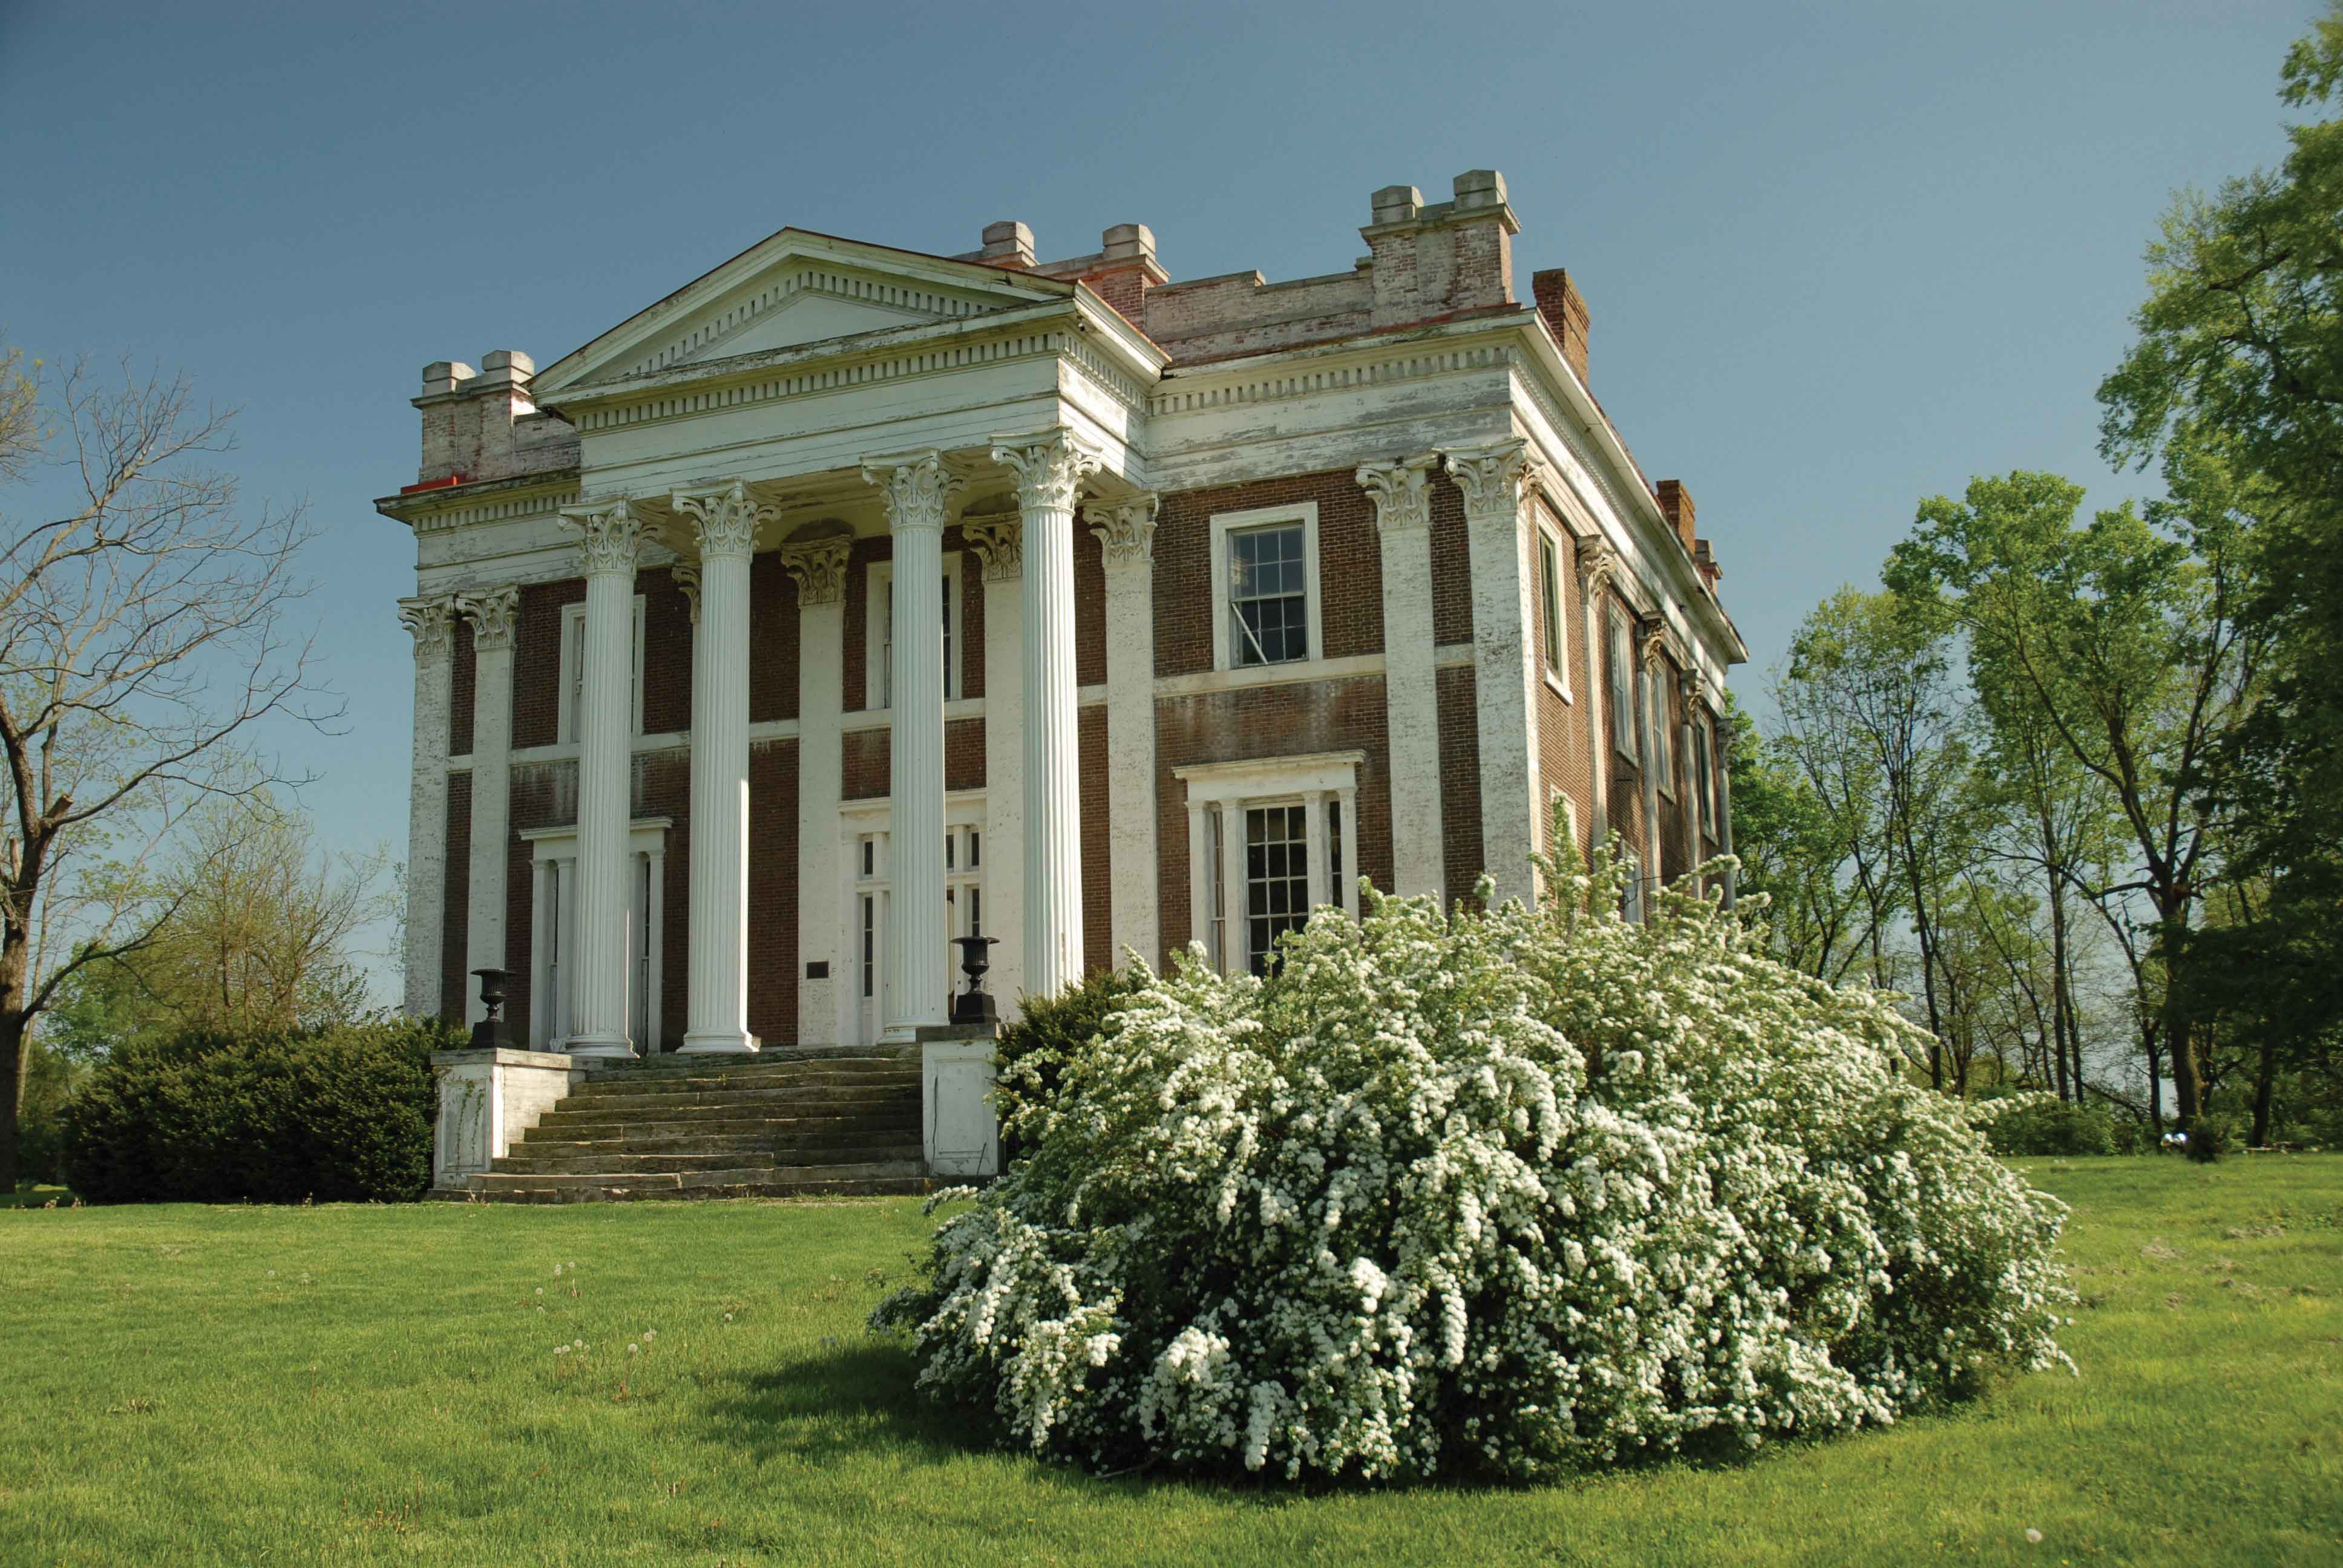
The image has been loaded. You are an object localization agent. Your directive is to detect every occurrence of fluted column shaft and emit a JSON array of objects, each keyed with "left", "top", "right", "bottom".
[
  {"left": 1444, "top": 441, "right": 1544, "bottom": 909},
  {"left": 967, "top": 517, "right": 1026, "bottom": 1013},
  {"left": 994, "top": 430, "right": 1098, "bottom": 1000},
  {"left": 563, "top": 500, "right": 642, "bottom": 1056},
  {"left": 1638, "top": 625, "right": 1667, "bottom": 912},
  {"left": 1357, "top": 457, "right": 1444, "bottom": 903},
  {"left": 863, "top": 453, "right": 960, "bottom": 1034},
  {"left": 782, "top": 537, "right": 851, "bottom": 1045},
  {"left": 1087, "top": 495, "right": 1159, "bottom": 969},
  {"left": 1576, "top": 546, "right": 1616, "bottom": 857},
  {"left": 459, "top": 588, "right": 519, "bottom": 1021},
  {"left": 677, "top": 482, "right": 765, "bottom": 1054},
  {"left": 399, "top": 595, "right": 455, "bottom": 1019}
]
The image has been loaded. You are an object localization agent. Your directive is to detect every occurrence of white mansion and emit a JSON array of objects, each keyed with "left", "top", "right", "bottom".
[{"left": 385, "top": 169, "right": 1745, "bottom": 1064}]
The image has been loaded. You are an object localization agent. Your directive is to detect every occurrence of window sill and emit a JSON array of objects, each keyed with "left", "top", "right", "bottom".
[{"left": 1542, "top": 667, "right": 1573, "bottom": 703}]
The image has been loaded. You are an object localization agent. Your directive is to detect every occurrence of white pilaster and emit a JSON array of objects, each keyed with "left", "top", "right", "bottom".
[
  {"left": 1303, "top": 788, "right": 1330, "bottom": 912},
  {"left": 675, "top": 481, "right": 768, "bottom": 1054},
  {"left": 1638, "top": 621, "right": 1667, "bottom": 912},
  {"left": 1336, "top": 783, "right": 1360, "bottom": 918},
  {"left": 1576, "top": 543, "right": 1616, "bottom": 858},
  {"left": 1356, "top": 456, "right": 1444, "bottom": 904},
  {"left": 782, "top": 535, "right": 851, "bottom": 1047},
  {"left": 992, "top": 428, "right": 1100, "bottom": 1001},
  {"left": 1185, "top": 797, "right": 1211, "bottom": 965},
  {"left": 1220, "top": 795, "right": 1250, "bottom": 976},
  {"left": 1677, "top": 670, "right": 1702, "bottom": 897},
  {"left": 457, "top": 587, "right": 519, "bottom": 1022},
  {"left": 862, "top": 451, "right": 963, "bottom": 1034},
  {"left": 559, "top": 498, "right": 643, "bottom": 1057},
  {"left": 1086, "top": 494, "right": 1160, "bottom": 970},
  {"left": 399, "top": 594, "right": 456, "bottom": 1019},
  {"left": 966, "top": 516, "right": 1026, "bottom": 1013},
  {"left": 1444, "top": 441, "right": 1544, "bottom": 909}
]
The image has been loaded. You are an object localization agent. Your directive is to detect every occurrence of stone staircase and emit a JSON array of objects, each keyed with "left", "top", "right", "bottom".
[{"left": 443, "top": 1048, "right": 934, "bottom": 1203}]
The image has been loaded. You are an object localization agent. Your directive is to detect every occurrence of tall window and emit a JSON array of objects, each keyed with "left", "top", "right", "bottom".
[
  {"left": 1228, "top": 523, "right": 1308, "bottom": 667},
  {"left": 1608, "top": 608, "right": 1637, "bottom": 759},
  {"left": 1538, "top": 533, "right": 1565, "bottom": 678},
  {"left": 1694, "top": 719, "right": 1716, "bottom": 844},
  {"left": 1245, "top": 805, "right": 1309, "bottom": 974},
  {"left": 1651, "top": 668, "right": 1676, "bottom": 797}
]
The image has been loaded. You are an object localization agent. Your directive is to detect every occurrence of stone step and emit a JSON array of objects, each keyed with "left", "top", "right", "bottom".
[
  {"left": 495, "top": 1146, "right": 923, "bottom": 1175},
  {"left": 473, "top": 1159, "right": 925, "bottom": 1192},
  {"left": 532, "top": 1100, "right": 919, "bottom": 1130},
  {"left": 588, "top": 1050, "right": 916, "bottom": 1076},
  {"left": 565, "top": 1070, "right": 918, "bottom": 1098},
  {"left": 438, "top": 1175, "right": 934, "bottom": 1204},
  {"left": 510, "top": 1125, "right": 916, "bottom": 1157},
  {"left": 523, "top": 1112, "right": 922, "bottom": 1143},
  {"left": 554, "top": 1088, "right": 919, "bottom": 1116}
]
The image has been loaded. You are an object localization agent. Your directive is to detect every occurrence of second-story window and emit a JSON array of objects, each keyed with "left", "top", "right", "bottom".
[
  {"left": 1228, "top": 522, "right": 1308, "bottom": 667},
  {"left": 1538, "top": 532, "right": 1565, "bottom": 679},
  {"left": 1608, "top": 607, "right": 1637, "bottom": 761}
]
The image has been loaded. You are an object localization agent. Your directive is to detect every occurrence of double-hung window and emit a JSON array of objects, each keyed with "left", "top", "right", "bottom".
[
  {"left": 1538, "top": 532, "right": 1566, "bottom": 684},
  {"left": 1607, "top": 607, "right": 1637, "bottom": 761},
  {"left": 1228, "top": 523, "right": 1308, "bottom": 667},
  {"left": 1179, "top": 751, "right": 1363, "bottom": 978},
  {"left": 1652, "top": 667, "right": 1676, "bottom": 798}
]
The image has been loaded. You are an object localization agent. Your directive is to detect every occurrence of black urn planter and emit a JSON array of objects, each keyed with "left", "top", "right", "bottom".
[
  {"left": 469, "top": 967, "right": 511, "bottom": 1050},
  {"left": 951, "top": 936, "right": 1000, "bottom": 1026}
]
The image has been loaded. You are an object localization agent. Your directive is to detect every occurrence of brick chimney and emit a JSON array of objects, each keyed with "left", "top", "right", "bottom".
[
  {"left": 978, "top": 220, "right": 1036, "bottom": 270},
  {"left": 1657, "top": 480, "right": 1696, "bottom": 554},
  {"left": 1361, "top": 169, "right": 1519, "bottom": 330},
  {"left": 413, "top": 350, "right": 539, "bottom": 485},
  {"left": 1532, "top": 269, "right": 1591, "bottom": 387},
  {"left": 1693, "top": 537, "right": 1722, "bottom": 590},
  {"left": 1078, "top": 223, "right": 1167, "bottom": 325}
]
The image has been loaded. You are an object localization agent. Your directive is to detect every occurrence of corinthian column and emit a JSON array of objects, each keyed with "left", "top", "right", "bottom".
[
  {"left": 1575, "top": 541, "right": 1616, "bottom": 857},
  {"left": 781, "top": 535, "right": 852, "bottom": 1046},
  {"left": 457, "top": 586, "right": 519, "bottom": 1021},
  {"left": 674, "top": 480, "right": 769, "bottom": 1054},
  {"left": 862, "top": 451, "right": 963, "bottom": 1035},
  {"left": 559, "top": 498, "right": 643, "bottom": 1057},
  {"left": 1443, "top": 440, "right": 1544, "bottom": 909},
  {"left": 398, "top": 594, "right": 456, "bottom": 1019},
  {"left": 1086, "top": 494, "right": 1159, "bottom": 969},
  {"left": 1357, "top": 456, "right": 1443, "bottom": 904},
  {"left": 992, "top": 429, "right": 1099, "bottom": 999},
  {"left": 965, "top": 514, "right": 1026, "bottom": 1012}
]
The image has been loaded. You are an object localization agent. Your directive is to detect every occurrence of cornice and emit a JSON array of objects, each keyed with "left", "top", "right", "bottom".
[
  {"left": 536, "top": 296, "right": 1158, "bottom": 433},
  {"left": 373, "top": 470, "right": 581, "bottom": 532}
]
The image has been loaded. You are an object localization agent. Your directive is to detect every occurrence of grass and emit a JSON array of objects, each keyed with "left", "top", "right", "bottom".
[{"left": 1, "top": 1158, "right": 2337, "bottom": 1567}]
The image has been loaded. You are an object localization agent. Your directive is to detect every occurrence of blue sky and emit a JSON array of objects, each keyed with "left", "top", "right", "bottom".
[{"left": 0, "top": 1, "right": 2316, "bottom": 991}]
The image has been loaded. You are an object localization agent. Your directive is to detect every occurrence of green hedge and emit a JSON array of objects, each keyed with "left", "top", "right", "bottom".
[
  {"left": 1985, "top": 1099, "right": 2124, "bottom": 1157},
  {"left": 994, "top": 967, "right": 1144, "bottom": 1155},
  {"left": 59, "top": 1018, "right": 463, "bottom": 1204}
]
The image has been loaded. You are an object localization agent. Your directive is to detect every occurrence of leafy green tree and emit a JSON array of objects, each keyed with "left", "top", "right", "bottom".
[
  {"left": 1885, "top": 454, "right": 2269, "bottom": 1123},
  {"left": 2099, "top": 5, "right": 2343, "bottom": 1089},
  {"left": 1722, "top": 697, "right": 1881, "bottom": 984}
]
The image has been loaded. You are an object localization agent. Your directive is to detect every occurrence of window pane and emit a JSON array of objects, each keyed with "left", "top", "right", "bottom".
[{"left": 1243, "top": 804, "right": 1311, "bottom": 975}]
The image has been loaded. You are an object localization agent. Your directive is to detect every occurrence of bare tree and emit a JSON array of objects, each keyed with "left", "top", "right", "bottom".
[{"left": 0, "top": 347, "right": 332, "bottom": 1189}]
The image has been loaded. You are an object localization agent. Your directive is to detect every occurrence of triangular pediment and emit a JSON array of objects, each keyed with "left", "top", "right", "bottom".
[{"left": 532, "top": 229, "right": 1072, "bottom": 400}]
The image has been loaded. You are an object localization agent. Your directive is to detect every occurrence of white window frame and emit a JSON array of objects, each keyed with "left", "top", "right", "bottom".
[
  {"left": 557, "top": 595, "right": 647, "bottom": 743},
  {"left": 523, "top": 817, "right": 668, "bottom": 1050},
  {"left": 1549, "top": 786, "right": 1580, "bottom": 858},
  {"left": 837, "top": 791, "right": 988, "bottom": 1047},
  {"left": 1210, "top": 501, "right": 1322, "bottom": 674},
  {"left": 1177, "top": 751, "right": 1362, "bottom": 977},
  {"left": 1607, "top": 604, "right": 1638, "bottom": 763},
  {"left": 865, "top": 555, "right": 965, "bottom": 712},
  {"left": 1536, "top": 523, "right": 1571, "bottom": 701}
]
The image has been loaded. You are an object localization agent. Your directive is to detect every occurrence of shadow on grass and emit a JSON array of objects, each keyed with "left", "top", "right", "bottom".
[{"left": 693, "top": 1334, "right": 1921, "bottom": 1506}]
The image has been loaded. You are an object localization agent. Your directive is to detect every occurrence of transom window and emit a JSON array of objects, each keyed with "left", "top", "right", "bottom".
[{"left": 1228, "top": 523, "right": 1308, "bottom": 667}]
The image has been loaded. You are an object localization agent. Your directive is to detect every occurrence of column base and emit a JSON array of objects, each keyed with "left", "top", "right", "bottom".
[
  {"left": 565, "top": 1034, "right": 637, "bottom": 1060},
  {"left": 678, "top": 1031, "right": 761, "bottom": 1055}
]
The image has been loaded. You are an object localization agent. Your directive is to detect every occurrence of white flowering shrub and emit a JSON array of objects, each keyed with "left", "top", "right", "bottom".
[{"left": 874, "top": 837, "right": 2073, "bottom": 1483}]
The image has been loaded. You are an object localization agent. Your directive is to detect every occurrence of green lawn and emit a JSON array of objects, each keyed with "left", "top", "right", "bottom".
[{"left": 2, "top": 1159, "right": 2338, "bottom": 1567}]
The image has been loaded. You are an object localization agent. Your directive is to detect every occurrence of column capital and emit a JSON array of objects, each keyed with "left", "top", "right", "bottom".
[
  {"left": 1083, "top": 493, "right": 1158, "bottom": 567},
  {"left": 991, "top": 428, "right": 1102, "bottom": 516},
  {"left": 455, "top": 585, "right": 520, "bottom": 650},
  {"left": 860, "top": 449, "right": 965, "bottom": 534},
  {"left": 963, "top": 517, "right": 1023, "bottom": 581},
  {"left": 670, "top": 479, "right": 772, "bottom": 561},
  {"left": 1637, "top": 615, "right": 1673, "bottom": 673},
  {"left": 1441, "top": 439, "right": 1533, "bottom": 517},
  {"left": 671, "top": 563, "right": 702, "bottom": 624},
  {"left": 1355, "top": 455, "right": 1438, "bottom": 533},
  {"left": 560, "top": 498, "right": 645, "bottom": 577},
  {"left": 1575, "top": 537, "right": 1617, "bottom": 597},
  {"left": 776, "top": 537, "right": 851, "bottom": 605},
  {"left": 398, "top": 594, "right": 456, "bottom": 661}
]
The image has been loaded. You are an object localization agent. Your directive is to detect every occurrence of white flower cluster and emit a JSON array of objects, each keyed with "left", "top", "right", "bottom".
[{"left": 875, "top": 838, "right": 2073, "bottom": 1483}]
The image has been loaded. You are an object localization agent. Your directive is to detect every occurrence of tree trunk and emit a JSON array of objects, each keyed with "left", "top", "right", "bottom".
[
  {"left": 2251, "top": 1033, "right": 2278, "bottom": 1148},
  {"left": 2046, "top": 867, "right": 2074, "bottom": 1102},
  {"left": 2145, "top": 1019, "right": 2164, "bottom": 1136},
  {"left": 0, "top": 912, "right": 27, "bottom": 1195}
]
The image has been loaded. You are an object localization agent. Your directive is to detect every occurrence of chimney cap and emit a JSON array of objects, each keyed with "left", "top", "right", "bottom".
[
  {"left": 420, "top": 361, "right": 476, "bottom": 396},
  {"left": 1371, "top": 184, "right": 1423, "bottom": 224},
  {"left": 1452, "top": 169, "right": 1508, "bottom": 210},
  {"left": 980, "top": 220, "right": 1036, "bottom": 268},
  {"left": 1100, "top": 222, "right": 1156, "bottom": 263}
]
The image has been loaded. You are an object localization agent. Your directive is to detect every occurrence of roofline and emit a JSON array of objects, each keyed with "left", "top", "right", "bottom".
[{"left": 530, "top": 226, "right": 1078, "bottom": 397}]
